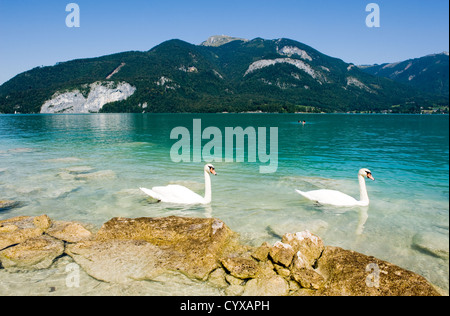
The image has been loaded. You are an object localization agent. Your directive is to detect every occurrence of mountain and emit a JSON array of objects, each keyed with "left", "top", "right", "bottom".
[
  {"left": 0, "top": 37, "right": 446, "bottom": 114},
  {"left": 359, "top": 52, "right": 449, "bottom": 97},
  {"left": 200, "top": 35, "right": 248, "bottom": 47}
]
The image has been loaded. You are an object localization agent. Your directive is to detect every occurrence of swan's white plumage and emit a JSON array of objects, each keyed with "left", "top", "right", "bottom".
[
  {"left": 295, "top": 189, "right": 364, "bottom": 206},
  {"left": 296, "top": 168, "right": 374, "bottom": 207},
  {"left": 140, "top": 164, "right": 216, "bottom": 205},
  {"left": 142, "top": 185, "right": 205, "bottom": 204}
]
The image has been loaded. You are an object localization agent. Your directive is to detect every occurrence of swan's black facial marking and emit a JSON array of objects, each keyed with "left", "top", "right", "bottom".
[
  {"left": 365, "top": 170, "right": 375, "bottom": 180},
  {"left": 209, "top": 166, "right": 217, "bottom": 175}
]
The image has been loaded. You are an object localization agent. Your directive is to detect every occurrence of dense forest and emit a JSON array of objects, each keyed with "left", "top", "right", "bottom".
[{"left": 0, "top": 37, "right": 448, "bottom": 114}]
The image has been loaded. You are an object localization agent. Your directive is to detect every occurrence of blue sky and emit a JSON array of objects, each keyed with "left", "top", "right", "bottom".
[{"left": 0, "top": 0, "right": 448, "bottom": 84}]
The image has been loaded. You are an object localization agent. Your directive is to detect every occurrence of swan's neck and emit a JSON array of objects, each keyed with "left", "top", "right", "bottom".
[
  {"left": 358, "top": 175, "right": 369, "bottom": 205},
  {"left": 204, "top": 170, "right": 212, "bottom": 204}
]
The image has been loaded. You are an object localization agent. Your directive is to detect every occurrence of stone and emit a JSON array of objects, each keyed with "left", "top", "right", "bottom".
[
  {"left": 0, "top": 216, "right": 43, "bottom": 250},
  {"left": 75, "top": 170, "right": 116, "bottom": 180},
  {"left": 315, "top": 246, "right": 441, "bottom": 296},
  {"left": 0, "top": 235, "right": 64, "bottom": 270},
  {"left": 282, "top": 231, "right": 324, "bottom": 267},
  {"left": 291, "top": 267, "right": 325, "bottom": 290},
  {"left": 33, "top": 215, "right": 52, "bottom": 231},
  {"left": 412, "top": 231, "right": 449, "bottom": 259},
  {"left": 66, "top": 239, "right": 167, "bottom": 283},
  {"left": 66, "top": 216, "right": 237, "bottom": 282},
  {"left": 46, "top": 221, "right": 93, "bottom": 243},
  {"left": 208, "top": 268, "right": 228, "bottom": 288},
  {"left": 243, "top": 274, "right": 289, "bottom": 296},
  {"left": 273, "top": 263, "right": 291, "bottom": 278},
  {"left": 269, "top": 241, "right": 295, "bottom": 267},
  {"left": 0, "top": 200, "right": 21, "bottom": 211},
  {"left": 63, "top": 166, "right": 94, "bottom": 174},
  {"left": 225, "top": 284, "right": 245, "bottom": 296},
  {"left": 225, "top": 274, "right": 245, "bottom": 286},
  {"left": 251, "top": 242, "right": 271, "bottom": 261},
  {"left": 221, "top": 257, "right": 260, "bottom": 279},
  {"left": 267, "top": 219, "right": 329, "bottom": 238}
]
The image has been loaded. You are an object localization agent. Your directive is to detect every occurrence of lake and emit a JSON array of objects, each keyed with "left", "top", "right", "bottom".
[{"left": 0, "top": 113, "right": 448, "bottom": 295}]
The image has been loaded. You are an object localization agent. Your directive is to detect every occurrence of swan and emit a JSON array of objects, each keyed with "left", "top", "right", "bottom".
[
  {"left": 140, "top": 164, "right": 217, "bottom": 204},
  {"left": 295, "top": 168, "right": 375, "bottom": 207}
]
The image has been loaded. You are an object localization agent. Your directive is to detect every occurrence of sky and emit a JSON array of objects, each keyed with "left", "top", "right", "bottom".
[{"left": 0, "top": 0, "right": 448, "bottom": 85}]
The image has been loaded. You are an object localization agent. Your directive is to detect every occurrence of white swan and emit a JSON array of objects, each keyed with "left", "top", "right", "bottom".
[
  {"left": 295, "top": 168, "right": 375, "bottom": 207},
  {"left": 140, "top": 164, "right": 217, "bottom": 204}
]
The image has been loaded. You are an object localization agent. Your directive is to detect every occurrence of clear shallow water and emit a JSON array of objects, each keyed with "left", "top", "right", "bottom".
[{"left": 0, "top": 113, "right": 448, "bottom": 295}]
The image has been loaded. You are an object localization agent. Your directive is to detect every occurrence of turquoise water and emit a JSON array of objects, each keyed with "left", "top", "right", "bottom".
[{"left": 0, "top": 113, "right": 449, "bottom": 294}]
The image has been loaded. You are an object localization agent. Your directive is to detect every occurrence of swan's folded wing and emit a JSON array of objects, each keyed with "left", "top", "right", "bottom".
[
  {"left": 297, "top": 189, "right": 358, "bottom": 206},
  {"left": 140, "top": 187, "right": 163, "bottom": 201},
  {"left": 152, "top": 185, "right": 205, "bottom": 204}
]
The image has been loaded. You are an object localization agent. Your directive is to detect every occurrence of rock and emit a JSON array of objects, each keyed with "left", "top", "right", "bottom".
[
  {"left": 208, "top": 268, "right": 228, "bottom": 288},
  {"left": 225, "top": 274, "right": 245, "bottom": 286},
  {"left": 291, "top": 267, "right": 325, "bottom": 290},
  {"left": 273, "top": 263, "right": 291, "bottom": 278},
  {"left": 0, "top": 235, "right": 64, "bottom": 270},
  {"left": 66, "top": 239, "right": 167, "bottom": 283},
  {"left": 225, "top": 284, "right": 245, "bottom": 296},
  {"left": 47, "top": 186, "right": 80, "bottom": 199},
  {"left": 44, "top": 157, "right": 82, "bottom": 163},
  {"left": 315, "top": 246, "right": 441, "bottom": 296},
  {"left": 75, "top": 170, "right": 116, "bottom": 180},
  {"left": 267, "top": 219, "right": 329, "bottom": 238},
  {"left": 269, "top": 241, "right": 295, "bottom": 267},
  {"left": 282, "top": 231, "right": 324, "bottom": 267},
  {"left": 221, "top": 257, "right": 260, "bottom": 279},
  {"left": 40, "top": 81, "right": 136, "bottom": 114},
  {"left": 46, "top": 221, "right": 93, "bottom": 243},
  {"left": 251, "top": 242, "right": 271, "bottom": 262},
  {"left": 243, "top": 274, "right": 289, "bottom": 296},
  {"left": 66, "top": 216, "right": 237, "bottom": 282},
  {"left": 63, "top": 166, "right": 94, "bottom": 174},
  {"left": 0, "top": 214, "right": 442, "bottom": 296},
  {"left": 33, "top": 215, "right": 52, "bottom": 231},
  {"left": 0, "top": 216, "right": 43, "bottom": 250},
  {"left": 412, "top": 231, "right": 449, "bottom": 259},
  {"left": 290, "top": 248, "right": 325, "bottom": 290},
  {"left": 0, "top": 200, "right": 21, "bottom": 211}
]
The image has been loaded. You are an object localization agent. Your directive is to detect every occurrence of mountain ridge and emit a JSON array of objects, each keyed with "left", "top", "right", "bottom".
[
  {"left": 0, "top": 36, "right": 447, "bottom": 114},
  {"left": 359, "top": 52, "right": 449, "bottom": 97}
]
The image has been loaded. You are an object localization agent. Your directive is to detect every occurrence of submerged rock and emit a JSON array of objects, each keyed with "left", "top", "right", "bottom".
[
  {"left": 75, "top": 170, "right": 116, "bottom": 180},
  {"left": 412, "top": 231, "right": 449, "bottom": 259},
  {"left": 0, "top": 235, "right": 64, "bottom": 270},
  {"left": 66, "top": 216, "right": 237, "bottom": 282},
  {"left": 0, "top": 200, "right": 21, "bottom": 211}
]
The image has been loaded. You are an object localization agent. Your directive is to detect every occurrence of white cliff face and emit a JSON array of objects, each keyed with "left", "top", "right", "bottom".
[
  {"left": 277, "top": 46, "right": 313, "bottom": 61},
  {"left": 40, "top": 82, "right": 136, "bottom": 114},
  {"left": 346, "top": 77, "right": 374, "bottom": 93},
  {"left": 245, "top": 58, "right": 318, "bottom": 79}
]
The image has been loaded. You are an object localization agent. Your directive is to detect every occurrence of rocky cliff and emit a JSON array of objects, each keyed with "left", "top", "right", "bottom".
[{"left": 40, "top": 81, "right": 136, "bottom": 114}]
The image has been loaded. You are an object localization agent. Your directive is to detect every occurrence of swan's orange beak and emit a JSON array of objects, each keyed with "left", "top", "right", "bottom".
[
  {"left": 210, "top": 168, "right": 217, "bottom": 175},
  {"left": 367, "top": 173, "right": 375, "bottom": 181}
]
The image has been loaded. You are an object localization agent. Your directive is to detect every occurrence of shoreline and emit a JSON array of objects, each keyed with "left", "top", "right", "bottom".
[{"left": 0, "top": 214, "right": 444, "bottom": 296}]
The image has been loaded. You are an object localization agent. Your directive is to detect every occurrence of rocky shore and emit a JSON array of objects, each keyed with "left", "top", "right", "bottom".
[{"left": 0, "top": 214, "right": 442, "bottom": 296}]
